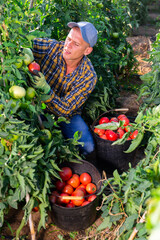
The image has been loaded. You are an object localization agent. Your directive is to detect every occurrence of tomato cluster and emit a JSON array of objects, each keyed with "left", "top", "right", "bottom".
[
  {"left": 94, "top": 114, "right": 138, "bottom": 141},
  {"left": 49, "top": 167, "right": 97, "bottom": 208}
]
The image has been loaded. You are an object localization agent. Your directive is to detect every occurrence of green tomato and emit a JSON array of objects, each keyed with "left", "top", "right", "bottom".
[
  {"left": 96, "top": 3, "right": 103, "bottom": 8},
  {"left": 9, "top": 86, "right": 26, "bottom": 99},
  {"left": 26, "top": 87, "right": 36, "bottom": 100},
  {"left": 24, "top": 54, "right": 32, "bottom": 66},
  {"left": 39, "top": 129, "right": 52, "bottom": 144},
  {"left": 15, "top": 58, "right": 23, "bottom": 68},
  {"left": 112, "top": 32, "right": 119, "bottom": 38}
]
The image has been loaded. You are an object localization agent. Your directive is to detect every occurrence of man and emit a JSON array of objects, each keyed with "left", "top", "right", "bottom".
[{"left": 31, "top": 21, "right": 98, "bottom": 156}]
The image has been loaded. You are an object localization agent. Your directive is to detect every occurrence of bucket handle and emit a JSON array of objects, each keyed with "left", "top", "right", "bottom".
[{"left": 91, "top": 108, "right": 129, "bottom": 130}]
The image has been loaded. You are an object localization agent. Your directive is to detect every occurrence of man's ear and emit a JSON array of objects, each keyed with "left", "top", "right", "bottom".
[{"left": 84, "top": 47, "right": 93, "bottom": 56}]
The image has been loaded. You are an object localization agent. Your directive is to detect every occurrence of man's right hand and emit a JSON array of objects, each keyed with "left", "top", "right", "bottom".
[{"left": 30, "top": 70, "right": 51, "bottom": 94}]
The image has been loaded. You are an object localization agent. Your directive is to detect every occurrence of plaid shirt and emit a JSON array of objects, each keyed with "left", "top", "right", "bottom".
[{"left": 32, "top": 38, "right": 97, "bottom": 118}]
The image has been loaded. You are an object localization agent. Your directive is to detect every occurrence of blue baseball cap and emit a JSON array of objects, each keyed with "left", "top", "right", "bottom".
[{"left": 67, "top": 21, "right": 98, "bottom": 47}]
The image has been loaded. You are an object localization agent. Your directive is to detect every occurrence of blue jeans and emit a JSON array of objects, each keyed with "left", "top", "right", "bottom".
[{"left": 60, "top": 115, "right": 95, "bottom": 155}]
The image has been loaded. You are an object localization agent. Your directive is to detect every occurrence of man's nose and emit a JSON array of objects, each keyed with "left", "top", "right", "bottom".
[{"left": 67, "top": 41, "right": 72, "bottom": 48}]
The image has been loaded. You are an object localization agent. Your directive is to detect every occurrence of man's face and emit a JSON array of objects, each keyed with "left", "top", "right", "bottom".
[{"left": 63, "top": 27, "right": 92, "bottom": 62}]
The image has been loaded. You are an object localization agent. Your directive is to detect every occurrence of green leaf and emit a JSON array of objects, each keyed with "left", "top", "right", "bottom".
[
  {"left": 95, "top": 122, "right": 119, "bottom": 130},
  {"left": 96, "top": 216, "right": 112, "bottom": 232},
  {"left": 124, "top": 132, "right": 144, "bottom": 153},
  {"left": 124, "top": 214, "right": 138, "bottom": 231},
  {"left": 17, "top": 173, "right": 26, "bottom": 200}
]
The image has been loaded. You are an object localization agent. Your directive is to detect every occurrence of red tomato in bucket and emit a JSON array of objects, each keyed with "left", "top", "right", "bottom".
[
  {"left": 59, "top": 167, "right": 72, "bottom": 181},
  {"left": 86, "top": 183, "right": 97, "bottom": 194},
  {"left": 99, "top": 117, "right": 109, "bottom": 124},
  {"left": 105, "top": 130, "right": 118, "bottom": 141},
  {"left": 80, "top": 172, "right": 92, "bottom": 186}
]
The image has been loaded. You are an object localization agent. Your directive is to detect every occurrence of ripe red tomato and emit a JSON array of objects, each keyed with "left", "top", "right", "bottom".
[
  {"left": 67, "top": 174, "right": 80, "bottom": 188},
  {"left": 119, "top": 116, "right": 130, "bottom": 126},
  {"left": 94, "top": 128, "right": 105, "bottom": 136},
  {"left": 80, "top": 172, "right": 92, "bottom": 186},
  {"left": 49, "top": 194, "right": 57, "bottom": 204},
  {"left": 124, "top": 124, "right": 132, "bottom": 132},
  {"left": 117, "top": 114, "right": 126, "bottom": 120},
  {"left": 32, "top": 206, "right": 39, "bottom": 212},
  {"left": 77, "top": 184, "right": 87, "bottom": 194},
  {"left": 127, "top": 137, "right": 132, "bottom": 140},
  {"left": 59, "top": 193, "right": 70, "bottom": 204},
  {"left": 117, "top": 127, "right": 125, "bottom": 139},
  {"left": 66, "top": 202, "right": 75, "bottom": 208},
  {"left": 105, "top": 130, "right": 118, "bottom": 141},
  {"left": 28, "top": 61, "right": 40, "bottom": 74},
  {"left": 88, "top": 194, "right": 97, "bottom": 202},
  {"left": 71, "top": 189, "right": 85, "bottom": 206},
  {"left": 62, "top": 184, "right": 74, "bottom": 195},
  {"left": 100, "top": 134, "right": 108, "bottom": 140},
  {"left": 110, "top": 117, "right": 118, "bottom": 123},
  {"left": 59, "top": 167, "right": 72, "bottom": 181},
  {"left": 81, "top": 201, "right": 90, "bottom": 206},
  {"left": 99, "top": 117, "right": 109, "bottom": 124},
  {"left": 86, "top": 183, "right": 97, "bottom": 194},
  {"left": 55, "top": 180, "right": 66, "bottom": 191},
  {"left": 130, "top": 130, "right": 138, "bottom": 139}
]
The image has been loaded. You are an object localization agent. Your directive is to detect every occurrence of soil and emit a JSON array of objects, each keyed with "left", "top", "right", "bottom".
[{"left": 1, "top": 10, "right": 160, "bottom": 240}]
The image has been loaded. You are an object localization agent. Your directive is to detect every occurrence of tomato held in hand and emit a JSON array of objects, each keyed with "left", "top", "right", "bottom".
[
  {"left": 67, "top": 174, "right": 80, "bottom": 188},
  {"left": 105, "top": 130, "right": 118, "bottom": 141},
  {"left": 59, "top": 167, "right": 72, "bottom": 181},
  {"left": 28, "top": 61, "right": 40, "bottom": 74},
  {"left": 80, "top": 172, "right": 92, "bottom": 186},
  {"left": 86, "top": 183, "right": 97, "bottom": 194},
  {"left": 99, "top": 117, "right": 109, "bottom": 124}
]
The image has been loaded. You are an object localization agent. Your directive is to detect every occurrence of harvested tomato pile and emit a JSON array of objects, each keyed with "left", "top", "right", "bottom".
[
  {"left": 49, "top": 167, "right": 97, "bottom": 207},
  {"left": 94, "top": 114, "right": 138, "bottom": 141}
]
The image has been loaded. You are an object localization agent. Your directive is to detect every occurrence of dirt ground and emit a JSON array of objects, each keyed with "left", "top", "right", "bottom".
[{"left": 1, "top": 29, "right": 159, "bottom": 240}]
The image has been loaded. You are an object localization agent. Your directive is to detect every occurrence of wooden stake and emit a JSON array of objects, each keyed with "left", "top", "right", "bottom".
[
  {"left": 26, "top": 193, "right": 36, "bottom": 240},
  {"left": 128, "top": 211, "right": 147, "bottom": 240}
]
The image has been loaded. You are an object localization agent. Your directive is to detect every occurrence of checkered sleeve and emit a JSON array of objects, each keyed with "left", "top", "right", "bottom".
[
  {"left": 32, "top": 38, "right": 58, "bottom": 65},
  {"left": 45, "top": 73, "right": 97, "bottom": 117}
]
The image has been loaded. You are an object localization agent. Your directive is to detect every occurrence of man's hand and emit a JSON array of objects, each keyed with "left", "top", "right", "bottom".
[{"left": 30, "top": 70, "right": 51, "bottom": 94}]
